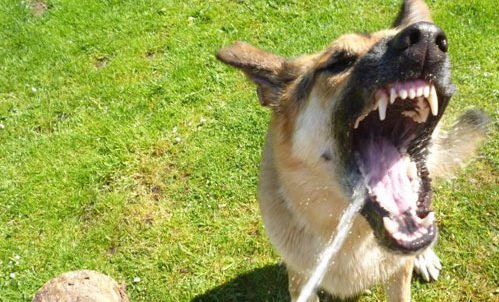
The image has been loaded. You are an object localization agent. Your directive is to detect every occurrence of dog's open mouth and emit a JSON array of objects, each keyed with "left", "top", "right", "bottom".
[{"left": 352, "top": 79, "right": 440, "bottom": 253}]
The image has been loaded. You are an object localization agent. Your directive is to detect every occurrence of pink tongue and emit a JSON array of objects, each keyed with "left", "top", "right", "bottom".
[{"left": 358, "top": 138, "right": 417, "bottom": 215}]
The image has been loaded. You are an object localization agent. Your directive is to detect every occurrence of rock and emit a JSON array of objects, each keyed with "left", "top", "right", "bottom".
[{"left": 32, "top": 270, "right": 130, "bottom": 302}]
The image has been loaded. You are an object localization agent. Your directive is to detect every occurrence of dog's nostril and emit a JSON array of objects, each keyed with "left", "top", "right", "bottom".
[
  {"left": 436, "top": 33, "right": 448, "bottom": 53},
  {"left": 392, "top": 22, "right": 449, "bottom": 55},
  {"left": 392, "top": 27, "right": 423, "bottom": 51},
  {"left": 409, "top": 30, "right": 421, "bottom": 46}
]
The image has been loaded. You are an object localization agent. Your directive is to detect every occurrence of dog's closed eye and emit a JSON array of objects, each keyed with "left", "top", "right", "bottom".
[{"left": 319, "top": 51, "right": 358, "bottom": 74}]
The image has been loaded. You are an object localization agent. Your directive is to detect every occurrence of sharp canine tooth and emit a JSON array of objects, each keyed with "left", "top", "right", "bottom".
[
  {"left": 428, "top": 85, "right": 439, "bottom": 116},
  {"left": 399, "top": 89, "right": 408, "bottom": 100},
  {"left": 378, "top": 94, "right": 388, "bottom": 120},
  {"left": 409, "top": 88, "right": 416, "bottom": 99},
  {"left": 383, "top": 217, "right": 398, "bottom": 234},
  {"left": 411, "top": 178, "right": 420, "bottom": 192},
  {"left": 407, "top": 160, "right": 418, "bottom": 180},
  {"left": 390, "top": 87, "right": 397, "bottom": 104},
  {"left": 354, "top": 117, "right": 362, "bottom": 129},
  {"left": 354, "top": 113, "right": 367, "bottom": 129},
  {"left": 428, "top": 212, "right": 435, "bottom": 223},
  {"left": 422, "top": 212, "right": 435, "bottom": 227},
  {"left": 423, "top": 85, "right": 430, "bottom": 98}
]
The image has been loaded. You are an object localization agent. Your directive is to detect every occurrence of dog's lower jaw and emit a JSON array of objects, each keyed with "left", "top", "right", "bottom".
[{"left": 258, "top": 133, "right": 415, "bottom": 300}]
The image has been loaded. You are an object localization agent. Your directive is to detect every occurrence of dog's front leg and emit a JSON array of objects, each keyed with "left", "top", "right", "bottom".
[
  {"left": 385, "top": 257, "right": 414, "bottom": 302},
  {"left": 287, "top": 268, "right": 319, "bottom": 302}
]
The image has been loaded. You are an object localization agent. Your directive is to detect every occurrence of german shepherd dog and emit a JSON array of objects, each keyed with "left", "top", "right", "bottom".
[{"left": 217, "top": 0, "right": 489, "bottom": 301}]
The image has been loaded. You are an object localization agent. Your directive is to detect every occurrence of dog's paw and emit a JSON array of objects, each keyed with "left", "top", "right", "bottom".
[{"left": 414, "top": 248, "right": 442, "bottom": 282}]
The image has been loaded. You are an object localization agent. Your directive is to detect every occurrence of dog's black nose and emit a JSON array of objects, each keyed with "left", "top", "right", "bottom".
[{"left": 391, "top": 22, "right": 448, "bottom": 54}]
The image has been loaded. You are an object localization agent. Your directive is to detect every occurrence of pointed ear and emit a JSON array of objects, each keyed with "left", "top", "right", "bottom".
[
  {"left": 393, "top": 0, "right": 433, "bottom": 28},
  {"left": 216, "top": 41, "right": 294, "bottom": 106}
]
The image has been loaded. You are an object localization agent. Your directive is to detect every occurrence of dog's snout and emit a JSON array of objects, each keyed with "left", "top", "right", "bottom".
[{"left": 392, "top": 22, "right": 448, "bottom": 54}]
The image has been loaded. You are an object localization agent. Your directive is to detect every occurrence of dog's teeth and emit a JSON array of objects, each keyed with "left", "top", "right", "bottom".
[
  {"left": 354, "top": 113, "right": 368, "bottom": 129},
  {"left": 428, "top": 85, "right": 439, "bottom": 116},
  {"left": 416, "top": 86, "right": 424, "bottom": 97},
  {"left": 392, "top": 232, "right": 403, "bottom": 241},
  {"left": 423, "top": 85, "right": 430, "bottom": 98},
  {"left": 399, "top": 89, "right": 408, "bottom": 100},
  {"left": 383, "top": 217, "right": 398, "bottom": 234},
  {"left": 421, "top": 212, "right": 435, "bottom": 228},
  {"left": 378, "top": 94, "right": 388, "bottom": 121},
  {"left": 354, "top": 117, "right": 361, "bottom": 129},
  {"left": 408, "top": 88, "right": 416, "bottom": 99},
  {"left": 419, "top": 227, "right": 428, "bottom": 235},
  {"left": 390, "top": 87, "right": 397, "bottom": 104},
  {"left": 402, "top": 233, "right": 412, "bottom": 241}
]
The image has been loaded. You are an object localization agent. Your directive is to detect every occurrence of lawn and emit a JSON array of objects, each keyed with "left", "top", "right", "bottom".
[{"left": 0, "top": 0, "right": 497, "bottom": 301}]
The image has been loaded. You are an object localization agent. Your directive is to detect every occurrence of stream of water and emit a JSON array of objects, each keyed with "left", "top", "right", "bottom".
[{"left": 296, "top": 185, "right": 366, "bottom": 302}]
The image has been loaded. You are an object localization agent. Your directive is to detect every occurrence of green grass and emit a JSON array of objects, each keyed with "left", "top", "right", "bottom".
[{"left": 0, "top": 0, "right": 497, "bottom": 301}]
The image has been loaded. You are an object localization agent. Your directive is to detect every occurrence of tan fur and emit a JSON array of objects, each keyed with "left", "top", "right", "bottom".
[
  {"left": 385, "top": 259, "right": 414, "bottom": 302},
  {"left": 217, "top": 0, "right": 488, "bottom": 300},
  {"left": 393, "top": 0, "right": 433, "bottom": 28},
  {"left": 260, "top": 105, "right": 411, "bottom": 300}
]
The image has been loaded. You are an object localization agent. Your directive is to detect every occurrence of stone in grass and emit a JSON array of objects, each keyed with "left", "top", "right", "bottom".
[{"left": 32, "top": 270, "right": 130, "bottom": 302}]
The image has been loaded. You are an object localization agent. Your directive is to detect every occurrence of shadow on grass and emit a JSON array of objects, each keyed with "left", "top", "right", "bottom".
[
  {"left": 191, "top": 264, "right": 289, "bottom": 302},
  {"left": 191, "top": 264, "right": 357, "bottom": 302}
]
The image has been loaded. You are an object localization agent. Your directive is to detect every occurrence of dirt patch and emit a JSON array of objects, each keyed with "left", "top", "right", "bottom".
[
  {"left": 150, "top": 185, "right": 163, "bottom": 201},
  {"left": 30, "top": 0, "right": 48, "bottom": 17},
  {"left": 145, "top": 51, "right": 156, "bottom": 60},
  {"left": 94, "top": 56, "right": 109, "bottom": 69}
]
